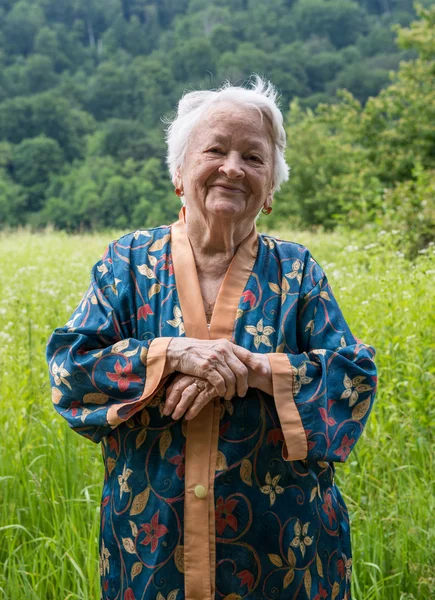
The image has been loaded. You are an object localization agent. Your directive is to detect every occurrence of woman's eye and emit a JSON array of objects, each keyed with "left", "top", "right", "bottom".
[
  {"left": 208, "top": 148, "right": 222, "bottom": 154},
  {"left": 248, "top": 156, "right": 261, "bottom": 162}
]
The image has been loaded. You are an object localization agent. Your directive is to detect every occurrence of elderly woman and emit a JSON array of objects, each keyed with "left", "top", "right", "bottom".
[{"left": 47, "top": 75, "right": 377, "bottom": 600}]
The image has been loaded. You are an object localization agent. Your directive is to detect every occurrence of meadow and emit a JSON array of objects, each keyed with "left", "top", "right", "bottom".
[{"left": 0, "top": 227, "right": 434, "bottom": 600}]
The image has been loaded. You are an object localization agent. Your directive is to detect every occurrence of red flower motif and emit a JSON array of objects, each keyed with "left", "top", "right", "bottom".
[
  {"left": 139, "top": 510, "right": 169, "bottom": 553},
  {"left": 334, "top": 434, "right": 355, "bottom": 461},
  {"left": 267, "top": 428, "right": 284, "bottom": 447},
  {"left": 337, "top": 558, "right": 345, "bottom": 579},
  {"left": 241, "top": 289, "right": 256, "bottom": 308},
  {"left": 215, "top": 495, "right": 238, "bottom": 535},
  {"left": 161, "top": 254, "right": 174, "bottom": 277},
  {"left": 314, "top": 583, "right": 328, "bottom": 600},
  {"left": 219, "top": 421, "right": 230, "bottom": 436},
  {"left": 168, "top": 443, "right": 186, "bottom": 480},
  {"left": 137, "top": 304, "right": 154, "bottom": 321},
  {"left": 237, "top": 569, "right": 254, "bottom": 591},
  {"left": 322, "top": 490, "right": 337, "bottom": 527},
  {"left": 70, "top": 400, "right": 81, "bottom": 417},
  {"left": 124, "top": 589, "right": 136, "bottom": 600},
  {"left": 107, "top": 360, "right": 142, "bottom": 392}
]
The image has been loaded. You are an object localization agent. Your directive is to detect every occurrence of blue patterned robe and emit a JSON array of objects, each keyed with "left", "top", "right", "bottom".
[{"left": 46, "top": 209, "right": 377, "bottom": 600}]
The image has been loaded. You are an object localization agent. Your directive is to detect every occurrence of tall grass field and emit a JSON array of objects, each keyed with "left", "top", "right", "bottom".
[{"left": 0, "top": 229, "right": 434, "bottom": 600}]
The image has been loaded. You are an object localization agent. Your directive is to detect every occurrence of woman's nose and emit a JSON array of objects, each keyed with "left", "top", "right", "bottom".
[{"left": 218, "top": 153, "right": 245, "bottom": 178}]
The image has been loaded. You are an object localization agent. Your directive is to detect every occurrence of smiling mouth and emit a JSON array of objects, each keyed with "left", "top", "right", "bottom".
[{"left": 212, "top": 185, "right": 244, "bottom": 193}]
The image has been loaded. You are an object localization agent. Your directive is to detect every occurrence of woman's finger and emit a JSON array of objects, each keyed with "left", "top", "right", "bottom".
[
  {"left": 223, "top": 352, "right": 249, "bottom": 397},
  {"left": 171, "top": 382, "right": 201, "bottom": 420},
  {"left": 184, "top": 386, "right": 218, "bottom": 420},
  {"left": 164, "top": 375, "right": 195, "bottom": 416}
]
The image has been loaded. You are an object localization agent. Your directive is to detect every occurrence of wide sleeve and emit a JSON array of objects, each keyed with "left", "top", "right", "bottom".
[
  {"left": 46, "top": 244, "right": 172, "bottom": 444},
  {"left": 267, "top": 269, "right": 377, "bottom": 463}
]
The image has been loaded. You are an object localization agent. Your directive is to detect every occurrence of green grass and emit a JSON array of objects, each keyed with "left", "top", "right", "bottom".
[{"left": 0, "top": 228, "right": 434, "bottom": 600}]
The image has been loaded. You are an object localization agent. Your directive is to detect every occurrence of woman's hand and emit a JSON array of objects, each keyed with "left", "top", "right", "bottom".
[
  {"left": 163, "top": 373, "right": 218, "bottom": 420},
  {"left": 166, "top": 338, "right": 267, "bottom": 401}
]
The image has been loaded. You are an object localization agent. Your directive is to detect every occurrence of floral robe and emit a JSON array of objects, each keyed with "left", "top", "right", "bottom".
[{"left": 46, "top": 207, "right": 377, "bottom": 600}]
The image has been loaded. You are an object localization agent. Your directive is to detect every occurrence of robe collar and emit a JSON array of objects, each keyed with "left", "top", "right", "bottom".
[{"left": 170, "top": 206, "right": 259, "bottom": 341}]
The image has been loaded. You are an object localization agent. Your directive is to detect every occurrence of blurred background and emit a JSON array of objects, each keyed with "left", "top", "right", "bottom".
[{"left": 0, "top": 1, "right": 434, "bottom": 598}]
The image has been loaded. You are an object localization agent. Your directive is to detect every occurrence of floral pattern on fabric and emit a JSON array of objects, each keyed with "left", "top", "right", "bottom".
[{"left": 46, "top": 225, "right": 377, "bottom": 600}]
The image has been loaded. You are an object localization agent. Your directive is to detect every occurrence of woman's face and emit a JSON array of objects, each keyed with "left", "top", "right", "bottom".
[{"left": 176, "top": 102, "right": 275, "bottom": 223}]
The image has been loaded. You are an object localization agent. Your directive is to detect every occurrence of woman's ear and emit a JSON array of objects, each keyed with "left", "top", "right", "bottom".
[{"left": 174, "top": 167, "right": 183, "bottom": 193}]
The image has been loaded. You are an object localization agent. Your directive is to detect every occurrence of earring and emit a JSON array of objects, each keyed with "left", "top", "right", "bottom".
[
  {"left": 261, "top": 206, "right": 272, "bottom": 215},
  {"left": 175, "top": 188, "right": 183, "bottom": 197}
]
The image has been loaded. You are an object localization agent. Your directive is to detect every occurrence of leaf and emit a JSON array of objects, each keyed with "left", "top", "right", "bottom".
[
  {"left": 268, "top": 554, "right": 283, "bottom": 567},
  {"left": 332, "top": 582, "right": 340, "bottom": 600},
  {"left": 316, "top": 553, "right": 324, "bottom": 577},
  {"left": 112, "top": 340, "right": 130, "bottom": 353},
  {"left": 282, "top": 277, "right": 290, "bottom": 294},
  {"left": 174, "top": 545, "right": 184, "bottom": 573},
  {"left": 149, "top": 234, "right": 170, "bottom": 252},
  {"left": 352, "top": 397, "right": 371, "bottom": 420},
  {"left": 148, "top": 255, "right": 157, "bottom": 266},
  {"left": 287, "top": 547, "right": 296, "bottom": 568},
  {"left": 136, "top": 429, "right": 147, "bottom": 449},
  {"left": 83, "top": 392, "right": 108, "bottom": 405},
  {"left": 160, "top": 429, "right": 172, "bottom": 459},
  {"left": 122, "top": 537, "right": 136, "bottom": 554},
  {"left": 320, "top": 291, "right": 331, "bottom": 300},
  {"left": 167, "top": 591, "right": 179, "bottom": 600},
  {"left": 131, "top": 561, "right": 142, "bottom": 580},
  {"left": 240, "top": 458, "right": 252, "bottom": 486},
  {"left": 276, "top": 342, "right": 285, "bottom": 353},
  {"left": 107, "top": 457, "right": 116, "bottom": 475},
  {"left": 129, "top": 520, "right": 138, "bottom": 537},
  {"left": 216, "top": 451, "right": 228, "bottom": 471},
  {"left": 124, "top": 346, "right": 139, "bottom": 357},
  {"left": 304, "top": 569, "right": 312, "bottom": 597},
  {"left": 283, "top": 568, "right": 295, "bottom": 589},
  {"left": 130, "top": 487, "right": 150, "bottom": 516},
  {"left": 137, "top": 264, "right": 155, "bottom": 279},
  {"left": 310, "top": 487, "right": 317, "bottom": 502},
  {"left": 140, "top": 346, "right": 148, "bottom": 366},
  {"left": 140, "top": 409, "right": 150, "bottom": 427},
  {"left": 149, "top": 283, "right": 161, "bottom": 298},
  {"left": 51, "top": 387, "right": 62, "bottom": 404},
  {"left": 269, "top": 282, "right": 280, "bottom": 294},
  {"left": 223, "top": 595, "right": 241, "bottom": 600}
]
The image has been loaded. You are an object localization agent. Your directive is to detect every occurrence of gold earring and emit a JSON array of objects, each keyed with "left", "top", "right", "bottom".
[{"left": 261, "top": 206, "right": 272, "bottom": 215}]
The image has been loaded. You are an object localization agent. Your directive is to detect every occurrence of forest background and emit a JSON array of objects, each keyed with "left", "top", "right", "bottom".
[{"left": 0, "top": 1, "right": 434, "bottom": 599}]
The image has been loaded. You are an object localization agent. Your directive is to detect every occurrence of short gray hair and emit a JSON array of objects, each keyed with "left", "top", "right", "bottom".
[{"left": 163, "top": 74, "right": 290, "bottom": 196}]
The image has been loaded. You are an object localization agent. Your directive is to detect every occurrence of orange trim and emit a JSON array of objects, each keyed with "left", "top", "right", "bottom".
[
  {"left": 267, "top": 353, "right": 308, "bottom": 461},
  {"left": 170, "top": 207, "right": 259, "bottom": 600},
  {"left": 106, "top": 337, "right": 172, "bottom": 426}
]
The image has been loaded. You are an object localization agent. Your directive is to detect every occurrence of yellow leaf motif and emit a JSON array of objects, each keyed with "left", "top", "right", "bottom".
[
  {"left": 240, "top": 458, "right": 253, "bottom": 486},
  {"left": 122, "top": 537, "right": 136, "bottom": 554},
  {"left": 320, "top": 291, "right": 331, "bottom": 300},
  {"left": 223, "top": 595, "right": 241, "bottom": 600},
  {"left": 216, "top": 451, "right": 228, "bottom": 471},
  {"left": 268, "top": 554, "right": 283, "bottom": 567},
  {"left": 149, "top": 233, "right": 170, "bottom": 252},
  {"left": 140, "top": 346, "right": 148, "bottom": 366},
  {"left": 160, "top": 429, "right": 172, "bottom": 458},
  {"left": 316, "top": 553, "right": 324, "bottom": 578},
  {"left": 174, "top": 545, "right": 184, "bottom": 573},
  {"left": 129, "top": 520, "right": 138, "bottom": 537},
  {"left": 130, "top": 487, "right": 150, "bottom": 516},
  {"left": 332, "top": 582, "right": 340, "bottom": 600},
  {"left": 149, "top": 283, "right": 161, "bottom": 298},
  {"left": 137, "top": 264, "right": 155, "bottom": 278},
  {"left": 135, "top": 428, "right": 147, "bottom": 449},
  {"left": 269, "top": 282, "right": 280, "bottom": 294},
  {"left": 140, "top": 409, "right": 150, "bottom": 427},
  {"left": 83, "top": 392, "right": 108, "bottom": 405},
  {"left": 112, "top": 340, "right": 129, "bottom": 353},
  {"left": 352, "top": 397, "right": 371, "bottom": 420},
  {"left": 52, "top": 387, "right": 62, "bottom": 405},
  {"left": 283, "top": 568, "right": 295, "bottom": 588},
  {"left": 304, "top": 569, "right": 312, "bottom": 597},
  {"left": 149, "top": 255, "right": 157, "bottom": 266},
  {"left": 124, "top": 347, "right": 139, "bottom": 357},
  {"left": 287, "top": 547, "right": 296, "bottom": 568},
  {"left": 131, "top": 561, "right": 142, "bottom": 580},
  {"left": 97, "top": 263, "right": 108, "bottom": 276}
]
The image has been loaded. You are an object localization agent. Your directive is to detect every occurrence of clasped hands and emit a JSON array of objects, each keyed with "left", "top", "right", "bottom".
[{"left": 162, "top": 337, "right": 272, "bottom": 421}]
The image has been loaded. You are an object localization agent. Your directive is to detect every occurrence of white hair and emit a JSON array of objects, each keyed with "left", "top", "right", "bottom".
[{"left": 163, "top": 74, "right": 290, "bottom": 198}]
